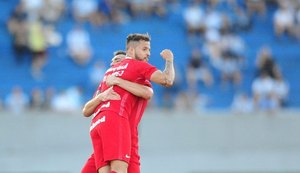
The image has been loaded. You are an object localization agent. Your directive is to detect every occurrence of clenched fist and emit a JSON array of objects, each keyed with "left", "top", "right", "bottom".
[{"left": 160, "top": 49, "right": 174, "bottom": 62}]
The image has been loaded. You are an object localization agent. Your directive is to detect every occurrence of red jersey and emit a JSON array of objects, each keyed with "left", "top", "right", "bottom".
[
  {"left": 129, "top": 79, "right": 151, "bottom": 142},
  {"left": 93, "top": 58, "right": 157, "bottom": 119}
]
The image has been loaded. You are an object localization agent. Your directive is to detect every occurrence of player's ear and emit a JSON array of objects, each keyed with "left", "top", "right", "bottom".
[{"left": 127, "top": 47, "right": 134, "bottom": 57}]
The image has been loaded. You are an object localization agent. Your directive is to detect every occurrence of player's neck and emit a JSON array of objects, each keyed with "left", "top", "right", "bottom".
[{"left": 125, "top": 56, "right": 133, "bottom": 59}]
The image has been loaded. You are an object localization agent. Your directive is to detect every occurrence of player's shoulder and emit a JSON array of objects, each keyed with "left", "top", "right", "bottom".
[{"left": 125, "top": 58, "right": 149, "bottom": 66}]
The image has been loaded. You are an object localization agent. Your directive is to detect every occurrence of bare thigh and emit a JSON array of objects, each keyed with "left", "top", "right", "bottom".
[
  {"left": 110, "top": 160, "right": 128, "bottom": 173},
  {"left": 98, "top": 165, "right": 110, "bottom": 173}
]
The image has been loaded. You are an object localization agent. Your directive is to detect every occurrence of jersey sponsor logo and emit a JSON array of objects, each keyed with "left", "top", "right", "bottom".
[
  {"left": 111, "top": 70, "right": 124, "bottom": 77},
  {"left": 92, "top": 102, "right": 110, "bottom": 119},
  {"left": 106, "top": 63, "right": 129, "bottom": 73},
  {"left": 90, "top": 116, "right": 106, "bottom": 131},
  {"left": 100, "top": 102, "right": 110, "bottom": 109}
]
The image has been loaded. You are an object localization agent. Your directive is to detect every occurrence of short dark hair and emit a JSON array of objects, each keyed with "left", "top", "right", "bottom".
[
  {"left": 113, "top": 50, "right": 126, "bottom": 56},
  {"left": 126, "top": 33, "right": 151, "bottom": 45}
]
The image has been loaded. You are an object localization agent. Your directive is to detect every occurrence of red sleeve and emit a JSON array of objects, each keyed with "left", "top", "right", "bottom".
[
  {"left": 138, "top": 61, "right": 158, "bottom": 80},
  {"left": 93, "top": 81, "right": 104, "bottom": 98}
]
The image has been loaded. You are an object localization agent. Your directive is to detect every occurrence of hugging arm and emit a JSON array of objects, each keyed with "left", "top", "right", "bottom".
[
  {"left": 106, "top": 75, "right": 153, "bottom": 100},
  {"left": 83, "top": 79, "right": 153, "bottom": 117},
  {"left": 82, "top": 87, "right": 120, "bottom": 117}
]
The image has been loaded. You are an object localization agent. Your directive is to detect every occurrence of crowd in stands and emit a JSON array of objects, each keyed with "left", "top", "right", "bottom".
[
  {"left": 181, "top": 0, "right": 291, "bottom": 114},
  {"left": 1, "top": 0, "right": 297, "bottom": 115}
]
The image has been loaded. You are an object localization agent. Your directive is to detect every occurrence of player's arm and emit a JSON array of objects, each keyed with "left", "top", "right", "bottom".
[
  {"left": 105, "top": 75, "right": 153, "bottom": 100},
  {"left": 82, "top": 87, "right": 120, "bottom": 117},
  {"left": 150, "top": 49, "right": 175, "bottom": 87}
]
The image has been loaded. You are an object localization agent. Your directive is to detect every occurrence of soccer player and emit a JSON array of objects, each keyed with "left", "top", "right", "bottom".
[
  {"left": 110, "top": 50, "right": 125, "bottom": 66},
  {"left": 81, "top": 50, "right": 153, "bottom": 173},
  {"left": 82, "top": 50, "right": 153, "bottom": 118},
  {"left": 82, "top": 33, "right": 175, "bottom": 173}
]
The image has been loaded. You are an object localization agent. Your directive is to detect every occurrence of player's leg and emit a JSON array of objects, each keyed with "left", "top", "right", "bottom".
[
  {"left": 81, "top": 153, "right": 97, "bottom": 173},
  {"left": 110, "top": 160, "right": 128, "bottom": 173},
  {"left": 98, "top": 165, "right": 110, "bottom": 173}
]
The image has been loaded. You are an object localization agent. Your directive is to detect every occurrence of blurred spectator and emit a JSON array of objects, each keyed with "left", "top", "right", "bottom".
[
  {"left": 183, "top": 0, "right": 205, "bottom": 36},
  {"left": 161, "top": 91, "right": 175, "bottom": 110},
  {"left": 66, "top": 25, "right": 93, "bottom": 66},
  {"left": 175, "top": 90, "right": 209, "bottom": 112},
  {"left": 28, "top": 19, "right": 48, "bottom": 79},
  {"left": 218, "top": 31, "right": 245, "bottom": 88},
  {"left": 231, "top": 92, "right": 254, "bottom": 114},
  {"left": 255, "top": 46, "right": 280, "bottom": 78},
  {"left": 7, "top": 3, "right": 29, "bottom": 65},
  {"left": 186, "top": 48, "right": 214, "bottom": 90},
  {"left": 273, "top": 72, "right": 289, "bottom": 107},
  {"left": 295, "top": 6, "right": 300, "bottom": 40},
  {"left": 90, "top": 0, "right": 111, "bottom": 26},
  {"left": 220, "top": 31, "right": 246, "bottom": 58},
  {"left": 90, "top": 0, "right": 130, "bottom": 27},
  {"left": 191, "top": 91, "right": 210, "bottom": 112},
  {"left": 41, "top": 0, "right": 65, "bottom": 24},
  {"left": 219, "top": 50, "right": 243, "bottom": 87},
  {"left": 246, "top": 0, "right": 266, "bottom": 17},
  {"left": 232, "top": 5, "right": 252, "bottom": 31},
  {"left": 99, "top": 0, "right": 133, "bottom": 25},
  {"left": 273, "top": 0, "right": 295, "bottom": 38},
  {"left": 148, "top": 0, "right": 167, "bottom": 18},
  {"left": 51, "top": 86, "right": 83, "bottom": 113},
  {"left": 128, "top": 0, "right": 167, "bottom": 18},
  {"left": 5, "top": 86, "right": 29, "bottom": 115},
  {"left": 203, "top": 29, "right": 222, "bottom": 68},
  {"left": 174, "top": 91, "right": 190, "bottom": 110},
  {"left": 220, "top": 15, "right": 233, "bottom": 34},
  {"left": 44, "top": 25, "right": 63, "bottom": 47},
  {"left": 252, "top": 72, "right": 279, "bottom": 113},
  {"left": 43, "top": 87, "right": 56, "bottom": 111},
  {"left": 22, "top": 0, "right": 44, "bottom": 19},
  {"left": 204, "top": 6, "right": 223, "bottom": 32},
  {"left": 29, "top": 87, "right": 45, "bottom": 110},
  {"left": 72, "top": 0, "right": 98, "bottom": 23}
]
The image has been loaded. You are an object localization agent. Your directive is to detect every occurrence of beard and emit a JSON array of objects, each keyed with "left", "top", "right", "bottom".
[
  {"left": 135, "top": 53, "right": 148, "bottom": 62},
  {"left": 135, "top": 52, "right": 143, "bottom": 61}
]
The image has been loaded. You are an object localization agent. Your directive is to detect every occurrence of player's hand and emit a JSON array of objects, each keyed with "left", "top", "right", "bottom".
[
  {"left": 105, "top": 75, "right": 120, "bottom": 86},
  {"left": 160, "top": 49, "right": 174, "bottom": 62},
  {"left": 98, "top": 87, "right": 120, "bottom": 101}
]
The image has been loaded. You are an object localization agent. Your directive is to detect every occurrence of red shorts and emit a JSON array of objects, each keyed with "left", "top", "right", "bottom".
[
  {"left": 81, "top": 154, "right": 97, "bottom": 173},
  {"left": 89, "top": 111, "right": 131, "bottom": 170},
  {"left": 128, "top": 158, "right": 140, "bottom": 173},
  {"left": 128, "top": 127, "right": 141, "bottom": 173},
  {"left": 82, "top": 153, "right": 140, "bottom": 173}
]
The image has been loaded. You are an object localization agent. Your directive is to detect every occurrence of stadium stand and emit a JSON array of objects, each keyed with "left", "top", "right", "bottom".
[{"left": 0, "top": 0, "right": 299, "bottom": 111}]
